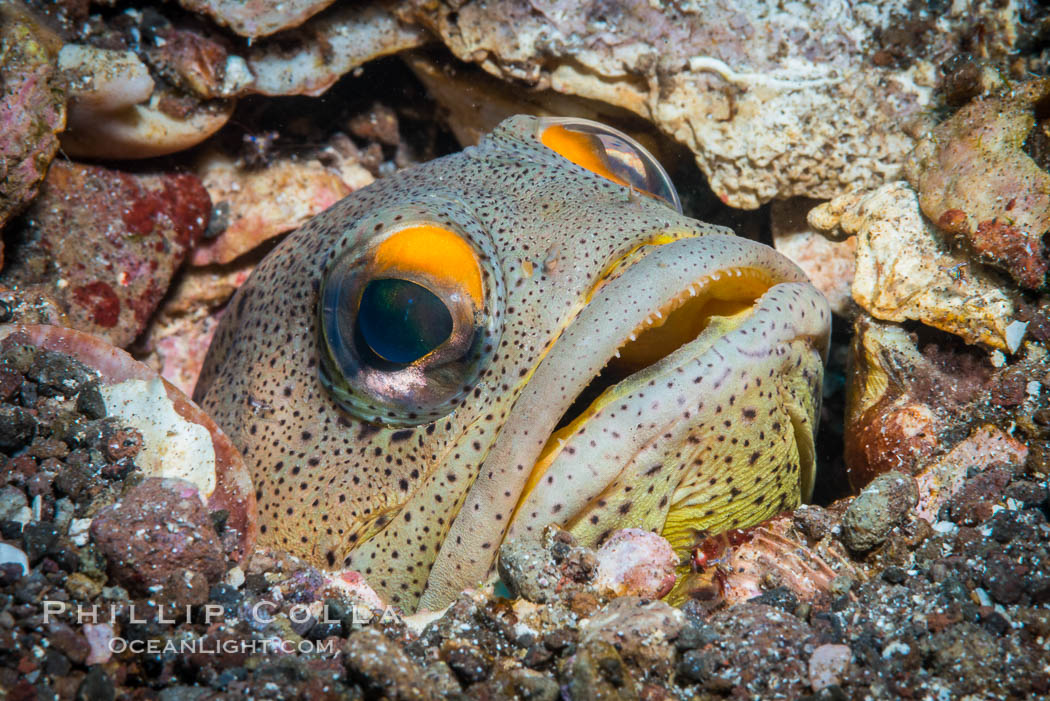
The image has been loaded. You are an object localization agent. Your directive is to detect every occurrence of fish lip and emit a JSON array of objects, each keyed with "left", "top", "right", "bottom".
[{"left": 504, "top": 232, "right": 825, "bottom": 531}]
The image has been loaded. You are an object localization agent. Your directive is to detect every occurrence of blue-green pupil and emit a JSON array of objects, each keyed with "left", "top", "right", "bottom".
[{"left": 357, "top": 279, "right": 453, "bottom": 364}]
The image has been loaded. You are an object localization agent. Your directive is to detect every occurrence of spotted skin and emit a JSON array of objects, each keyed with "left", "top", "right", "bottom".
[{"left": 196, "top": 115, "right": 831, "bottom": 611}]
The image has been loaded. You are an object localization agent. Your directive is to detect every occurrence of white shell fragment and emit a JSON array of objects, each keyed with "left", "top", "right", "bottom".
[
  {"left": 1005, "top": 320, "right": 1029, "bottom": 354},
  {"left": 246, "top": 4, "right": 428, "bottom": 97},
  {"left": 100, "top": 377, "right": 218, "bottom": 502},
  {"left": 58, "top": 45, "right": 155, "bottom": 112},
  {"left": 809, "top": 182, "right": 1018, "bottom": 351},
  {"left": 58, "top": 42, "right": 234, "bottom": 159},
  {"left": 0, "top": 543, "right": 29, "bottom": 575}
]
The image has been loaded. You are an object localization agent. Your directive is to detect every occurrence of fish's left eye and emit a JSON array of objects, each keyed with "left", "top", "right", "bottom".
[
  {"left": 536, "top": 117, "right": 682, "bottom": 213},
  {"left": 319, "top": 222, "right": 497, "bottom": 426}
]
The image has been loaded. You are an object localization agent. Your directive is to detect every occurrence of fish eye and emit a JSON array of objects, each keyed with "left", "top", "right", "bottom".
[
  {"left": 356, "top": 278, "right": 453, "bottom": 364},
  {"left": 536, "top": 117, "right": 682, "bottom": 213},
  {"left": 319, "top": 222, "right": 497, "bottom": 426}
]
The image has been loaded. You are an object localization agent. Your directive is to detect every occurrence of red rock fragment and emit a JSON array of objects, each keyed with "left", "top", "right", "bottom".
[
  {"left": 970, "top": 217, "right": 1048, "bottom": 290},
  {"left": 0, "top": 162, "right": 210, "bottom": 347},
  {"left": 90, "top": 477, "right": 226, "bottom": 593},
  {"left": 71, "top": 282, "right": 120, "bottom": 329}
]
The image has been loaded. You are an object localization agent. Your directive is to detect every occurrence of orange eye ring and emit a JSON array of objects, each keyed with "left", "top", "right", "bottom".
[
  {"left": 537, "top": 117, "right": 682, "bottom": 213},
  {"left": 371, "top": 224, "right": 484, "bottom": 308}
]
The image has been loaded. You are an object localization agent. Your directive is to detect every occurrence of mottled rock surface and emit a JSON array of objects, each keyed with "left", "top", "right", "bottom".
[
  {"left": 89, "top": 477, "right": 226, "bottom": 593},
  {"left": 1, "top": 162, "right": 210, "bottom": 347}
]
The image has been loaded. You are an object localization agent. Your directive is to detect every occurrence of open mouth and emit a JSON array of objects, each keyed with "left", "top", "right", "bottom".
[{"left": 517, "top": 259, "right": 780, "bottom": 509}]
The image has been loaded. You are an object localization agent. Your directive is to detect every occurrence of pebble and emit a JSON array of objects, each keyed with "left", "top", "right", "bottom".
[
  {"left": 0, "top": 543, "right": 28, "bottom": 575},
  {"left": 224, "top": 565, "right": 245, "bottom": 588},
  {"left": 68, "top": 518, "right": 92, "bottom": 546},
  {"left": 82, "top": 623, "right": 115, "bottom": 665},
  {"left": 0, "top": 405, "right": 37, "bottom": 450},
  {"left": 89, "top": 477, "right": 226, "bottom": 593},
  {"left": 593, "top": 528, "right": 677, "bottom": 599},
  {"left": 809, "top": 643, "right": 852, "bottom": 691},
  {"left": 76, "top": 664, "right": 115, "bottom": 701},
  {"left": 0, "top": 486, "right": 28, "bottom": 521},
  {"left": 64, "top": 572, "right": 103, "bottom": 600},
  {"left": 840, "top": 471, "right": 918, "bottom": 551}
]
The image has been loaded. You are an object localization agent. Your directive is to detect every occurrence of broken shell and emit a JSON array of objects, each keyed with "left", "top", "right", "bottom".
[
  {"left": 810, "top": 182, "right": 1018, "bottom": 352},
  {"left": 914, "top": 424, "right": 1027, "bottom": 522},
  {"left": 845, "top": 315, "right": 1047, "bottom": 489},
  {"left": 191, "top": 147, "right": 373, "bottom": 265},
  {"left": 593, "top": 528, "right": 677, "bottom": 600},
  {"left": 845, "top": 319, "right": 947, "bottom": 488},
  {"left": 0, "top": 324, "right": 257, "bottom": 563},
  {"left": 674, "top": 512, "right": 859, "bottom": 606},
  {"left": 61, "top": 95, "right": 234, "bottom": 160},
  {"left": 245, "top": 4, "right": 428, "bottom": 97},
  {"left": 58, "top": 44, "right": 155, "bottom": 113},
  {"left": 179, "top": 0, "right": 335, "bottom": 39},
  {"left": 57, "top": 42, "right": 233, "bottom": 160}
]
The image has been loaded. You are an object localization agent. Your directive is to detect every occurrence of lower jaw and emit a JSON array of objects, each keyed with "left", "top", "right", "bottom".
[{"left": 514, "top": 266, "right": 775, "bottom": 516}]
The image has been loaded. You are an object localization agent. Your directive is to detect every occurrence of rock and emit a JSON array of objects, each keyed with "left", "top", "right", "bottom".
[
  {"left": 840, "top": 471, "right": 919, "bottom": 551},
  {"left": 0, "top": 325, "right": 257, "bottom": 564},
  {"left": 0, "top": 3, "right": 66, "bottom": 230},
  {"left": 344, "top": 628, "right": 438, "bottom": 700},
  {"left": 928, "top": 622, "right": 1001, "bottom": 696},
  {"left": 593, "top": 528, "right": 676, "bottom": 600},
  {"left": 699, "top": 603, "right": 817, "bottom": 697},
  {"left": 906, "top": 78, "right": 1050, "bottom": 289},
  {"left": 809, "top": 182, "right": 1019, "bottom": 351},
  {"left": 47, "top": 621, "right": 89, "bottom": 665},
  {"left": 190, "top": 147, "right": 373, "bottom": 265},
  {"left": 76, "top": 665, "right": 115, "bottom": 701},
  {"left": 948, "top": 467, "right": 1014, "bottom": 526},
  {"left": 0, "top": 405, "right": 37, "bottom": 451},
  {"left": 0, "top": 486, "right": 29, "bottom": 521},
  {"left": 0, "top": 162, "right": 211, "bottom": 347},
  {"left": 581, "top": 597, "right": 685, "bottom": 683},
  {"left": 497, "top": 539, "right": 553, "bottom": 603},
  {"left": 565, "top": 639, "right": 640, "bottom": 699},
  {"left": 27, "top": 347, "right": 96, "bottom": 398},
  {"left": 498, "top": 528, "right": 597, "bottom": 604},
  {"left": 442, "top": 640, "right": 492, "bottom": 684},
  {"left": 64, "top": 572, "right": 102, "bottom": 601},
  {"left": 21, "top": 522, "right": 59, "bottom": 563},
  {"left": 914, "top": 425, "right": 1028, "bottom": 522},
  {"left": 809, "top": 644, "right": 852, "bottom": 691},
  {"left": 82, "top": 623, "right": 115, "bottom": 665},
  {"left": 399, "top": 1, "right": 1026, "bottom": 210},
  {"left": 163, "top": 568, "right": 211, "bottom": 607},
  {"left": 90, "top": 477, "right": 227, "bottom": 593},
  {"left": 0, "top": 543, "right": 28, "bottom": 575}
]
